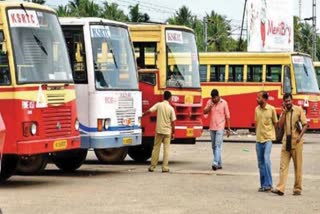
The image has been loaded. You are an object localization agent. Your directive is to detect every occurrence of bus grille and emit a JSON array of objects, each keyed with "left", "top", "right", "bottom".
[
  {"left": 46, "top": 93, "right": 65, "bottom": 105},
  {"left": 42, "top": 107, "right": 72, "bottom": 138},
  {"left": 116, "top": 97, "right": 136, "bottom": 126}
]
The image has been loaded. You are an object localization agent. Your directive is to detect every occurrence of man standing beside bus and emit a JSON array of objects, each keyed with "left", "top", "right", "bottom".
[
  {"left": 255, "top": 91, "right": 278, "bottom": 192},
  {"left": 143, "top": 91, "right": 176, "bottom": 173},
  {"left": 204, "top": 89, "right": 230, "bottom": 171},
  {"left": 272, "top": 93, "right": 308, "bottom": 196}
]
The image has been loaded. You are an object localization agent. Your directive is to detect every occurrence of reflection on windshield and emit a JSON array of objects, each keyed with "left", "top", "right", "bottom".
[
  {"left": 90, "top": 25, "right": 138, "bottom": 90},
  {"left": 293, "top": 55, "right": 320, "bottom": 93},
  {"left": 9, "top": 9, "right": 73, "bottom": 83},
  {"left": 166, "top": 30, "right": 200, "bottom": 88}
]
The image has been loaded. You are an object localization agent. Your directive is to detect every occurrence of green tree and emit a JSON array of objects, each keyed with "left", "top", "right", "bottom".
[
  {"left": 167, "top": 6, "right": 195, "bottom": 28},
  {"left": 56, "top": 5, "right": 72, "bottom": 17},
  {"left": 206, "top": 11, "right": 236, "bottom": 51},
  {"left": 128, "top": 4, "right": 150, "bottom": 22},
  {"left": 101, "top": 2, "right": 128, "bottom": 21}
]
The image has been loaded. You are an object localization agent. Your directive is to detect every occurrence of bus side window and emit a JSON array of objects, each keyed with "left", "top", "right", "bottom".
[
  {"left": 139, "top": 72, "right": 156, "bottom": 85},
  {"left": 266, "top": 65, "right": 281, "bottom": 82},
  {"left": 0, "top": 30, "right": 10, "bottom": 85},
  {"left": 133, "top": 42, "right": 157, "bottom": 69},
  {"left": 247, "top": 65, "right": 262, "bottom": 82},
  {"left": 229, "top": 65, "right": 243, "bottom": 82},
  {"left": 63, "top": 28, "right": 87, "bottom": 84},
  {"left": 199, "top": 64, "right": 207, "bottom": 82},
  {"left": 210, "top": 65, "right": 225, "bottom": 82},
  {"left": 284, "top": 65, "right": 292, "bottom": 93}
]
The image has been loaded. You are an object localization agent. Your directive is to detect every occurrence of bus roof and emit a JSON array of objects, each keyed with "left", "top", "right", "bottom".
[
  {"left": 128, "top": 23, "right": 194, "bottom": 33},
  {"left": 59, "top": 17, "right": 129, "bottom": 28},
  {"left": 199, "top": 52, "right": 311, "bottom": 58},
  {"left": 0, "top": 1, "right": 55, "bottom": 13}
]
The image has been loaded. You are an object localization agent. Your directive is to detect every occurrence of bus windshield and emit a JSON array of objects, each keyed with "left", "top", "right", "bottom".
[
  {"left": 90, "top": 24, "right": 138, "bottom": 90},
  {"left": 8, "top": 9, "right": 73, "bottom": 84},
  {"left": 166, "top": 30, "right": 200, "bottom": 88},
  {"left": 292, "top": 55, "right": 320, "bottom": 93}
]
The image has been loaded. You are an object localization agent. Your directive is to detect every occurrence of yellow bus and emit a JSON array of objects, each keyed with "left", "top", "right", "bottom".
[
  {"left": 199, "top": 52, "right": 320, "bottom": 130},
  {"left": 128, "top": 23, "right": 203, "bottom": 161}
]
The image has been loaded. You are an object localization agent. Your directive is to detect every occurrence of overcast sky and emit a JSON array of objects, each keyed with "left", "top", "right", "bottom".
[{"left": 46, "top": 0, "right": 317, "bottom": 35}]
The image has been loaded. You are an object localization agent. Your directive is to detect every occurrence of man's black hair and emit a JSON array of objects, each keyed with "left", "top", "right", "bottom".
[
  {"left": 260, "top": 91, "right": 268, "bottom": 100},
  {"left": 211, "top": 89, "right": 219, "bottom": 97},
  {"left": 283, "top": 93, "right": 293, "bottom": 100},
  {"left": 164, "top": 91, "right": 172, "bottom": 100}
]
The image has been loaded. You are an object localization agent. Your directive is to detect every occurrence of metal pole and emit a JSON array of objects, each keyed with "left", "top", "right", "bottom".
[
  {"left": 312, "top": 0, "right": 317, "bottom": 60},
  {"left": 239, "top": 0, "right": 248, "bottom": 51},
  {"left": 203, "top": 17, "right": 208, "bottom": 52}
]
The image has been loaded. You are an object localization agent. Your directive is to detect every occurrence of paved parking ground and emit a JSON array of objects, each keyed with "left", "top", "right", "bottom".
[{"left": 0, "top": 133, "right": 320, "bottom": 214}]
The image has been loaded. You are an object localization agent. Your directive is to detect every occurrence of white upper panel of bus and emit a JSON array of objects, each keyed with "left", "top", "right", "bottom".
[{"left": 59, "top": 17, "right": 128, "bottom": 28}]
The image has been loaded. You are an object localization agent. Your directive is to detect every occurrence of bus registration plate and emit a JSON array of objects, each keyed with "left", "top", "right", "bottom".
[
  {"left": 186, "top": 128, "right": 194, "bottom": 137},
  {"left": 123, "top": 138, "right": 133, "bottom": 145},
  {"left": 53, "top": 140, "right": 67, "bottom": 150}
]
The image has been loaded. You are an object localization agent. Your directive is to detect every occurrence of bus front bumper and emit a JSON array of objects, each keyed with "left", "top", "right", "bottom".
[{"left": 16, "top": 136, "right": 81, "bottom": 155}]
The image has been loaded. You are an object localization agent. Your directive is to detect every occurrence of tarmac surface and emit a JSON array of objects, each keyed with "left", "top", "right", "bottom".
[{"left": 0, "top": 132, "right": 320, "bottom": 214}]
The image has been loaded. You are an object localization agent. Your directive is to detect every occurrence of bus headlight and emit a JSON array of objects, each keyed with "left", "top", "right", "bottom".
[
  {"left": 75, "top": 119, "right": 80, "bottom": 131},
  {"left": 104, "top": 118, "right": 111, "bottom": 130},
  {"left": 30, "top": 123, "right": 37, "bottom": 136}
]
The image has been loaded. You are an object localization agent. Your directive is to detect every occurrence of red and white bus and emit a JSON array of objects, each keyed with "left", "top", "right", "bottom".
[{"left": 0, "top": 2, "right": 81, "bottom": 181}]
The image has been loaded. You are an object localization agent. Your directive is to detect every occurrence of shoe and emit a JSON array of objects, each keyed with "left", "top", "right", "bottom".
[
  {"left": 162, "top": 169, "right": 170, "bottom": 173},
  {"left": 148, "top": 167, "right": 154, "bottom": 172},
  {"left": 271, "top": 189, "right": 284, "bottom": 196},
  {"left": 212, "top": 165, "right": 217, "bottom": 171},
  {"left": 258, "top": 187, "right": 272, "bottom": 192},
  {"left": 293, "top": 191, "right": 301, "bottom": 196},
  {"left": 217, "top": 166, "right": 223, "bottom": 170}
]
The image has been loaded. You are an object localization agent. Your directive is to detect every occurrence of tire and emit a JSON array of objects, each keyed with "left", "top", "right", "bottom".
[
  {"left": 0, "top": 155, "right": 19, "bottom": 182},
  {"left": 94, "top": 147, "right": 128, "bottom": 164},
  {"left": 128, "top": 144, "right": 153, "bottom": 162},
  {"left": 52, "top": 149, "right": 87, "bottom": 172},
  {"left": 16, "top": 154, "right": 48, "bottom": 175}
]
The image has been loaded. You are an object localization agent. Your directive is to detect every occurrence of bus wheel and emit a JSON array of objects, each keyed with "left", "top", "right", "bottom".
[
  {"left": 16, "top": 154, "right": 48, "bottom": 175},
  {"left": 52, "top": 149, "right": 87, "bottom": 172},
  {"left": 94, "top": 147, "right": 128, "bottom": 164},
  {"left": 128, "top": 145, "right": 152, "bottom": 162},
  {"left": 0, "top": 155, "right": 18, "bottom": 182}
]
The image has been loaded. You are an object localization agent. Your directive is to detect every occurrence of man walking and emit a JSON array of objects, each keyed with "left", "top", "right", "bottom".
[
  {"left": 143, "top": 91, "right": 176, "bottom": 173},
  {"left": 272, "top": 93, "right": 307, "bottom": 196},
  {"left": 204, "top": 89, "right": 230, "bottom": 170},
  {"left": 255, "top": 91, "right": 278, "bottom": 192}
]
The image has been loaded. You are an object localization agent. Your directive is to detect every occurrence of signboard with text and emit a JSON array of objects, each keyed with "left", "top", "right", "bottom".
[{"left": 247, "top": 0, "right": 293, "bottom": 52}]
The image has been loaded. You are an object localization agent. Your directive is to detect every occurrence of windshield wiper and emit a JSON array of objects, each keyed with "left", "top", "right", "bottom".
[
  {"left": 20, "top": 3, "right": 48, "bottom": 56},
  {"left": 33, "top": 35, "right": 48, "bottom": 55},
  {"left": 303, "top": 64, "right": 309, "bottom": 76},
  {"left": 100, "top": 20, "right": 118, "bottom": 69}
]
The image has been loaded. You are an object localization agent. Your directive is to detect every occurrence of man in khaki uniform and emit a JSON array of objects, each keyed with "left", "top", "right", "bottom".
[
  {"left": 272, "top": 93, "right": 308, "bottom": 196},
  {"left": 143, "top": 91, "right": 176, "bottom": 172}
]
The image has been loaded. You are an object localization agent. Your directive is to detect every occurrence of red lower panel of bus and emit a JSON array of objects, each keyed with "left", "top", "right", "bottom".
[{"left": 16, "top": 135, "right": 81, "bottom": 155}]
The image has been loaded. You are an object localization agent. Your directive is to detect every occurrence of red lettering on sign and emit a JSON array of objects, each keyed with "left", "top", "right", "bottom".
[
  {"left": 30, "top": 14, "right": 35, "bottom": 23},
  {"left": 11, "top": 14, "right": 17, "bottom": 23},
  {"left": 17, "top": 14, "right": 21, "bottom": 23}
]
